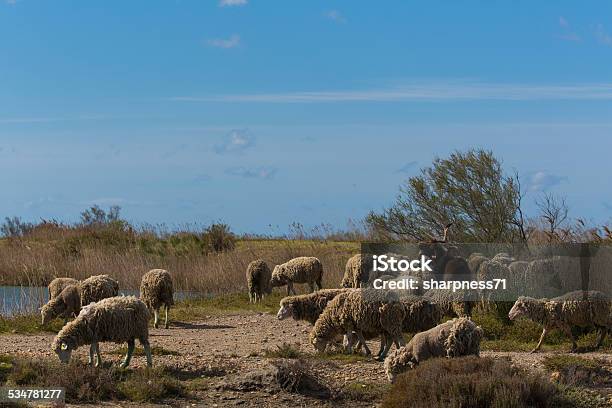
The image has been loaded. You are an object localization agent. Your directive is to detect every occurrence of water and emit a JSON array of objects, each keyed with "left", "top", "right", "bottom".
[{"left": 0, "top": 286, "right": 200, "bottom": 316}]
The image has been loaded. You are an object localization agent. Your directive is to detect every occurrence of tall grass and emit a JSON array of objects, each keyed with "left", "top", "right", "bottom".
[{"left": 0, "top": 217, "right": 357, "bottom": 296}]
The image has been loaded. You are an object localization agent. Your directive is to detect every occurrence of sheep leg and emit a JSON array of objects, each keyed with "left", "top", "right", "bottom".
[
  {"left": 595, "top": 326, "right": 608, "bottom": 348},
  {"left": 95, "top": 343, "right": 102, "bottom": 367},
  {"left": 88, "top": 344, "right": 95, "bottom": 366},
  {"left": 164, "top": 304, "right": 170, "bottom": 329},
  {"left": 344, "top": 332, "right": 355, "bottom": 354},
  {"left": 120, "top": 339, "right": 135, "bottom": 368},
  {"left": 308, "top": 282, "right": 315, "bottom": 293},
  {"left": 142, "top": 339, "right": 153, "bottom": 367},
  {"left": 377, "top": 335, "right": 393, "bottom": 361},
  {"left": 355, "top": 331, "right": 372, "bottom": 356},
  {"left": 531, "top": 327, "right": 547, "bottom": 353},
  {"left": 287, "top": 282, "right": 296, "bottom": 296},
  {"left": 153, "top": 309, "right": 159, "bottom": 329}
]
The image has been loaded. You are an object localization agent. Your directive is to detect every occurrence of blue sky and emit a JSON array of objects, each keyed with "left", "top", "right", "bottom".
[{"left": 1, "top": 0, "right": 612, "bottom": 233}]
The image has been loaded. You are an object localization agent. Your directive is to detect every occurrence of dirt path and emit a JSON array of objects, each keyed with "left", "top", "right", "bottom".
[{"left": 1, "top": 313, "right": 611, "bottom": 407}]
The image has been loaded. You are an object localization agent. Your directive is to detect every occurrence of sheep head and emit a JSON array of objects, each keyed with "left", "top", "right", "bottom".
[
  {"left": 269, "top": 265, "right": 287, "bottom": 287},
  {"left": 276, "top": 303, "right": 293, "bottom": 320},
  {"left": 508, "top": 296, "right": 534, "bottom": 320},
  {"left": 52, "top": 338, "right": 74, "bottom": 364}
]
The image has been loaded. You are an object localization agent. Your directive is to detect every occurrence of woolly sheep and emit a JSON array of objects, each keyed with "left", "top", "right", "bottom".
[
  {"left": 52, "top": 296, "right": 151, "bottom": 368},
  {"left": 467, "top": 254, "right": 489, "bottom": 277},
  {"left": 277, "top": 289, "right": 347, "bottom": 324},
  {"left": 383, "top": 317, "right": 483, "bottom": 382},
  {"left": 508, "top": 290, "right": 612, "bottom": 353},
  {"left": 424, "top": 288, "right": 473, "bottom": 318},
  {"left": 41, "top": 274, "right": 119, "bottom": 325},
  {"left": 246, "top": 260, "right": 272, "bottom": 303},
  {"left": 41, "top": 285, "right": 81, "bottom": 325},
  {"left": 270, "top": 257, "right": 323, "bottom": 295},
  {"left": 48, "top": 277, "right": 79, "bottom": 299},
  {"left": 310, "top": 289, "right": 405, "bottom": 360},
  {"left": 492, "top": 252, "right": 515, "bottom": 266},
  {"left": 341, "top": 254, "right": 372, "bottom": 288},
  {"left": 140, "top": 269, "right": 174, "bottom": 329}
]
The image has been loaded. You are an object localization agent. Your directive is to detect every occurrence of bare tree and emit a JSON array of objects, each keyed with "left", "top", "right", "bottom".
[{"left": 535, "top": 193, "right": 568, "bottom": 242}]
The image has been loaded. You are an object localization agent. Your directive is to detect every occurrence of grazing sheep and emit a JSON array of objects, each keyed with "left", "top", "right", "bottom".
[
  {"left": 41, "top": 274, "right": 119, "bottom": 325},
  {"left": 277, "top": 289, "right": 347, "bottom": 324},
  {"left": 384, "top": 317, "right": 483, "bottom": 382},
  {"left": 270, "top": 257, "right": 323, "bottom": 295},
  {"left": 492, "top": 252, "right": 515, "bottom": 266},
  {"left": 508, "top": 290, "right": 612, "bottom": 353},
  {"left": 48, "top": 277, "right": 79, "bottom": 299},
  {"left": 140, "top": 269, "right": 174, "bottom": 329},
  {"left": 41, "top": 284, "right": 81, "bottom": 325},
  {"left": 79, "top": 275, "right": 119, "bottom": 306},
  {"left": 310, "top": 289, "right": 405, "bottom": 360},
  {"left": 424, "top": 288, "right": 473, "bottom": 318},
  {"left": 398, "top": 294, "right": 442, "bottom": 334},
  {"left": 341, "top": 254, "right": 372, "bottom": 288},
  {"left": 246, "top": 260, "right": 272, "bottom": 303},
  {"left": 52, "top": 296, "right": 151, "bottom": 368}
]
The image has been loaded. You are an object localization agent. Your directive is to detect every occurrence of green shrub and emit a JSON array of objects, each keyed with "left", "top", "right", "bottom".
[{"left": 382, "top": 356, "right": 569, "bottom": 408}]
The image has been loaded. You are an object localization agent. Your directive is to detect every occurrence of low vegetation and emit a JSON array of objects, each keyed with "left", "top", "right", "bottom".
[
  {"left": 0, "top": 354, "right": 185, "bottom": 404},
  {"left": 382, "top": 356, "right": 571, "bottom": 408}
]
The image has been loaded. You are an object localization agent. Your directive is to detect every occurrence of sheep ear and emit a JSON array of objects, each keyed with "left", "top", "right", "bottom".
[{"left": 61, "top": 342, "right": 68, "bottom": 350}]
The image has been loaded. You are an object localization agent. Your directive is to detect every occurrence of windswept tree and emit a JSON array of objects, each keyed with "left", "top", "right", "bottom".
[{"left": 367, "top": 149, "right": 527, "bottom": 242}]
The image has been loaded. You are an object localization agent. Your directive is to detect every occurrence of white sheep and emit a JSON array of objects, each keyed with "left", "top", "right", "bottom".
[
  {"left": 246, "top": 259, "right": 272, "bottom": 303},
  {"left": 270, "top": 257, "right": 323, "bottom": 295},
  {"left": 140, "top": 269, "right": 174, "bottom": 329},
  {"left": 52, "top": 296, "right": 152, "bottom": 368},
  {"left": 508, "top": 290, "right": 612, "bottom": 353}
]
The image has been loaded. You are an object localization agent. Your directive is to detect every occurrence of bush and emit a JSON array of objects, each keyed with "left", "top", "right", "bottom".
[
  {"left": 382, "top": 356, "right": 569, "bottom": 408},
  {"left": 5, "top": 356, "right": 184, "bottom": 403},
  {"left": 202, "top": 223, "right": 236, "bottom": 253}
]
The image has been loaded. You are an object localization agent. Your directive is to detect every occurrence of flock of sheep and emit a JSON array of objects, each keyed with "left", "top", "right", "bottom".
[
  {"left": 37, "top": 245, "right": 612, "bottom": 385},
  {"left": 42, "top": 269, "right": 173, "bottom": 368}
]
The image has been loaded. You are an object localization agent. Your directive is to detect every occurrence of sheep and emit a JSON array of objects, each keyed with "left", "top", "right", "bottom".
[
  {"left": 48, "top": 277, "right": 79, "bottom": 299},
  {"left": 508, "top": 290, "right": 612, "bottom": 353},
  {"left": 309, "top": 289, "right": 405, "bottom": 360},
  {"left": 52, "top": 296, "right": 151, "bottom": 368},
  {"left": 397, "top": 294, "right": 442, "bottom": 334},
  {"left": 277, "top": 289, "right": 347, "bottom": 324},
  {"left": 41, "top": 284, "right": 81, "bottom": 325},
  {"left": 270, "top": 257, "right": 323, "bottom": 295},
  {"left": 418, "top": 242, "right": 472, "bottom": 281},
  {"left": 140, "top": 269, "right": 174, "bottom": 329},
  {"left": 384, "top": 317, "right": 483, "bottom": 382},
  {"left": 492, "top": 252, "right": 514, "bottom": 266},
  {"left": 467, "top": 254, "right": 489, "bottom": 277},
  {"left": 246, "top": 260, "right": 272, "bottom": 303},
  {"left": 341, "top": 254, "right": 372, "bottom": 288},
  {"left": 424, "top": 288, "right": 473, "bottom": 318},
  {"left": 41, "top": 274, "right": 119, "bottom": 325}
]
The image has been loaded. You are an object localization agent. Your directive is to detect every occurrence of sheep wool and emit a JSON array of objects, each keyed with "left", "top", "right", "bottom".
[
  {"left": 52, "top": 296, "right": 152, "bottom": 368},
  {"left": 424, "top": 288, "right": 473, "bottom": 318},
  {"left": 383, "top": 317, "right": 483, "bottom": 382},
  {"left": 140, "top": 269, "right": 174, "bottom": 329},
  {"left": 79, "top": 275, "right": 120, "bottom": 306},
  {"left": 270, "top": 256, "right": 323, "bottom": 295},
  {"left": 277, "top": 289, "right": 347, "bottom": 324},
  {"left": 41, "top": 284, "right": 81, "bottom": 325},
  {"left": 48, "top": 277, "right": 79, "bottom": 299},
  {"left": 508, "top": 290, "right": 611, "bottom": 352},
  {"left": 246, "top": 260, "right": 272, "bottom": 303},
  {"left": 341, "top": 254, "right": 372, "bottom": 288},
  {"left": 310, "top": 289, "right": 405, "bottom": 359}
]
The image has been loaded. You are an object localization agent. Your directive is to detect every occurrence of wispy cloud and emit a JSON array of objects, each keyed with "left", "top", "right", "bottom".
[
  {"left": 214, "top": 129, "right": 255, "bottom": 154},
  {"left": 595, "top": 24, "right": 612, "bottom": 46},
  {"left": 5, "top": 0, "right": 19, "bottom": 5},
  {"left": 206, "top": 34, "right": 240, "bottom": 49},
  {"left": 225, "top": 166, "right": 277, "bottom": 180},
  {"left": 219, "top": 0, "right": 247, "bottom": 7},
  {"left": 325, "top": 10, "right": 346, "bottom": 24},
  {"left": 526, "top": 171, "right": 568, "bottom": 192},
  {"left": 557, "top": 16, "right": 580, "bottom": 42},
  {"left": 170, "top": 81, "right": 612, "bottom": 103}
]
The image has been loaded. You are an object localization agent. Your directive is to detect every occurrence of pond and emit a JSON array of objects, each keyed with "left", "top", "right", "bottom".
[{"left": 0, "top": 286, "right": 200, "bottom": 316}]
